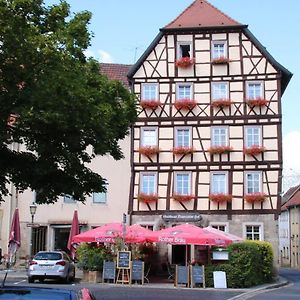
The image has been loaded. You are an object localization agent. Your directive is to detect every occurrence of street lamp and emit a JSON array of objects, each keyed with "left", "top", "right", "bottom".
[{"left": 29, "top": 203, "right": 37, "bottom": 224}]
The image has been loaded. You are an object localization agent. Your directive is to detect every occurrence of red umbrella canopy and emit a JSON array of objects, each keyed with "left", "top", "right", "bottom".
[
  {"left": 126, "top": 224, "right": 154, "bottom": 243},
  {"left": 204, "top": 226, "right": 243, "bottom": 244},
  {"left": 67, "top": 210, "right": 79, "bottom": 258},
  {"left": 149, "top": 224, "right": 233, "bottom": 246},
  {"left": 8, "top": 208, "right": 21, "bottom": 249}
]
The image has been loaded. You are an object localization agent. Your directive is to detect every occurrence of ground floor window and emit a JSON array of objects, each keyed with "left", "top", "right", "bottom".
[{"left": 243, "top": 223, "right": 263, "bottom": 240}]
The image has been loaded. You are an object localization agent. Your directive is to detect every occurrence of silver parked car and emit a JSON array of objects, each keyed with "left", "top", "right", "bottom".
[{"left": 27, "top": 251, "right": 75, "bottom": 283}]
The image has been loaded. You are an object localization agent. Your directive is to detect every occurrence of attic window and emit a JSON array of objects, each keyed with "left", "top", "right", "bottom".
[{"left": 177, "top": 42, "right": 192, "bottom": 58}]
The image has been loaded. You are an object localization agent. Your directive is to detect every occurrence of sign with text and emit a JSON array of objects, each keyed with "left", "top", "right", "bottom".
[
  {"left": 117, "top": 251, "right": 131, "bottom": 269},
  {"left": 190, "top": 265, "right": 205, "bottom": 288},
  {"left": 162, "top": 212, "right": 202, "bottom": 223},
  {"left": 102, "top": 261, "right": 116, "bottom": 282}
]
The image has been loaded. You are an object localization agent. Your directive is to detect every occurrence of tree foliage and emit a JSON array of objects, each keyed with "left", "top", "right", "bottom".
[{"left": 0, "top": 0, "right": 137, "bottom": 203}]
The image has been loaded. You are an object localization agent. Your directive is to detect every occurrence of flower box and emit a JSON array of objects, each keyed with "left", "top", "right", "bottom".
[
  {"left": 175, "top": 57, "right": 195, "bottom": 68},
  {"left": 138, "top": 146, "right": 160, "bottom": 156},
  {"left": 246, "top": 98, "right": 269, "bottom": 107},
  {"left": 137, "top": 193, "right": 159, "bottom": 203},
  {"left": 212, "top": 56, "right": 230, "bottom": 64},
  {"left": 211, "top": 99, "right": 232, "bottom": 108},
  {"left": 209, "top": 193, "right": 232, "bottom": 203},
  {"left": 173, "top": 194, "right": 195, "bottom": 202},
  {"left": 243, "top": 145, "right": 266, "bottom": 156},
  {"left": 140, "top": 100, "right": 161, "bottom": 109},
  {"left": 244, "top": 193, "right": 266, "bottom": 203},
  {"left": 208, "top": 145, "right": 233, "bottom": 154},
  {"left": 174, "top": 99, "right": 197, "bottom": 110},
  {"left": 172, "top": 146, "right": 195, "bottom": 155}
]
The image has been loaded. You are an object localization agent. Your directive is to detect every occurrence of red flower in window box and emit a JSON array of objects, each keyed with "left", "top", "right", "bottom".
[
  {"left": 137, "top": 193, "right": 159, "bottom": 203},
  {"left": 209, "top": 193, "right": 232, "bottom": 203},
  {"left": 244, "top": 193, "right": 266, "bottom": 203},
  {"left": 174, "top": 99, "right": 197, "bottom": 110},
  {"left": 172, "top": 146, "right": 195, "bottom": 155},
  {"left": 246, "top": 98, "right": 269, "bottom": 107},
  {"left": 211, "top": 99, "right": 232, "bottom": 108},
  {"left": 207, "top": 145, "right": 233, "bottom": 154},
  {"left": 175, "top": 57, "right": 195, "bottom": 68},
  {"left": 138, "top": 146, "right": 160, "bottom": 156},
  {"left": 212, "top": 56, "right": 230, "bottom": 64},
  {"left": 140, "top": 100, "right": 162, "bottom": 109},
  {"left": 243, "top": 145, "right": 266, "bottom": 156},
  {"left": 173, "top": 194, "right": 195, "bottom": 202}
]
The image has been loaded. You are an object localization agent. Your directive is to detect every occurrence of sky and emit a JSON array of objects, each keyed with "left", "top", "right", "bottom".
[{"left": 44, "top": 0, "right": 300, "bottom": 190}]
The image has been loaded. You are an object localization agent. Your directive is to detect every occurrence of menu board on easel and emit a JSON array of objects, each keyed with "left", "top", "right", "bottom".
[{"left": 117, "top": 251, "right": 131, "bottom": 269}]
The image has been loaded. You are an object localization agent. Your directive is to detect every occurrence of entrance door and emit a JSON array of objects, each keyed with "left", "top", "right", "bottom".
[
  {"left": 172, "top": 245, "right": 190, "bottom": 265},
  {"left": 54, "top": 227, "right": 70, "bottom": 253},
  {"left": 31, "top": 226, "right": 47, "bottom": 256}
]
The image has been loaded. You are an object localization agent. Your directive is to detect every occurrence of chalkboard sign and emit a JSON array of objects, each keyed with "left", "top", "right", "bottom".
[
  {"left": 117, "top": 251, "right": 131, "bottom": 269},
  {"left": 190, "top": 265, "right": 205, "bottom": 288},
  {"left": 175, "top": 265, "right": 189, "bottom": 287},
  {"left": 131, "top": 260, "right": 144, "bottom": 284},
  {"left": 103, "top": 261, "right": 116, "bottom": 282}
]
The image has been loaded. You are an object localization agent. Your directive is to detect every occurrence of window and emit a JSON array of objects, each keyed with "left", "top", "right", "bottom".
[
  {"left": 63, "top": 195, "right": 76, "bottom": 204},
  {"left": 245, "top": 126, "right": 261, "bottom": 147},
  {"left": 211, "top": 224, "right": 226, "bottom": 232},
  {"left": 140, "top": 173, "right": 157, "bottom": 195},
  {"left": 211, "top": 172, "right": 227, "bottom": 194},
  {"left": 244, "top": 224, "right": 262, "bottom": 240},
  {"left": 211, "top": 127, "right": 228, "bottom": 146},
  {"left": 177, "top": 42, "right": 192, "bottom": 58},
  {"left": 93, "top": 191, "right": 107, "bottom": 204},
  {"left": 245, "top": 172, "right": 262, "bottom": 194},
  {"left": 142, "top": 84, "right": 158, "bottom": 101},
  {"left": 175, "top": 127, "right": 191, "bottom": 147},
  {"left": 175, "top": 172, "right": 191, "bottom": 195},
  {"left": 176, "top": 83, "right": 192, "bottom": 100},
  {"left": 212, "top": 82, "right": 228, "bottom": 100},
  {"left": 247, "top": 82, "right": 263, "bottom": 99},
  {"left": 141, "top": 127, "right": 157, "bottom": 147},
  {"left": 212, "top": 41, "right": 227, "bottom": 59},
  {"left": 139, "top": 224, "right": 154, "bottom": 231}
]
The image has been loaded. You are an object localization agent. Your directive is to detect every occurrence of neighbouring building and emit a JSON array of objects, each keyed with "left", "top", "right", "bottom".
[{"left": 127, "top": 0, "right": 292, "bottom": 264}]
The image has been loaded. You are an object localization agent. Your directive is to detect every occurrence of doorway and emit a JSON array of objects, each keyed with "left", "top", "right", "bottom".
[
  {"left": 53, "top": 227, "right": 70, "bottom": 253},
  {"left": 172, "top": 245, "right": 190, "bottom": 265}
]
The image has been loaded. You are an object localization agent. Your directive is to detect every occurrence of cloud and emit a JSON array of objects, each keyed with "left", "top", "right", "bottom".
[{"left": 84, "top": 49, "right": 114, "bottom": 63}]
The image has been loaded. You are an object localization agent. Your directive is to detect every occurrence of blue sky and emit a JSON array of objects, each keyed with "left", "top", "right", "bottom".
[{"left": 44, "top": 0, "right": 300, "bottom": 187}]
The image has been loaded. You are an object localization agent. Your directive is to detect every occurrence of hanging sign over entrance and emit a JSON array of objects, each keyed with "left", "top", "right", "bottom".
[{"left": 162, "top": 212, "right": 202, "bottom": 223}]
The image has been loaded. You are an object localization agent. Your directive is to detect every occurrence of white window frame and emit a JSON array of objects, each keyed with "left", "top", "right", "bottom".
[
  {"left": 211, "top": 82, "right": 229, "bottom": 100},
  {"left": 141, "top": 127, "right": 158, "bottom": 147},
  {"left": 177, "top": 42, "right": 193, "bottom": 59},
  {"left": 212, "top": 40, "right": 227, "bottom": 59},
  {"left": 174, "top": 171, "right": 192, "bottom": 195},
  {"left": 209, "top": 222, "right": 229, "bottom": 233},
  {"left": 175, "top": 127, "right": 192, "bottom": 148},
  {"left": 243, "top": 222, "right": 264, "bottom": 241},
  {"left": 211, "top": 126, "right": 228, "bottom": 147},
  {"left": 245, "top": 171, "right": 263, "bottom": 194},
  {"left": 246, "top": 81, "right": 264, "bottom": 100},
  {"left": 141, "top": 83, "right": 158, "bottom": 101},
  {"left": 63, "top": 194, "right": 76, "bottom": 204},
  {"left": 140, "top": 172, "right": 157, "bottom": 195},
  {"left": 176, "top": 83, "right": 193, "bottom": 100},
  {"left": 210, "top": 171, "right": 228, "bottom": 194},
  {"left": 244, "top": 126, "right": 262, "bottom": 148},
  {"left": 137, "top": 222, "right": 155, "bottom": 231},
  {"left": 93, "top": 184, "right": 108, "bottom": 204}
]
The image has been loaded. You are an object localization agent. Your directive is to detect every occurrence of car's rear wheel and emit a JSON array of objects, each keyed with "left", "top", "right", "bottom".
[
  {"left": 28, "top": 277, "right": 34, "bottom": 283},
  {"left": 70, "top": 269, "right": 76, "bottom": 282}
]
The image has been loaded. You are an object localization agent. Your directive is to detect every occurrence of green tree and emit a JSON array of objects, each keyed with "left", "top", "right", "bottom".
[{"left": 0, "top": 0, "right": 136, "bottom": 203}]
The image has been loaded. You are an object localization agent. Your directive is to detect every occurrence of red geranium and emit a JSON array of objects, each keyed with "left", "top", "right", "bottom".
[
  {"left": 138, "top": 146, "right": 160, "bottom": 156},
  {"left": 243, "top": 145, "right": 266, "bottom": 156},
  {"left": 211, "top": 99, "right": 232, "bottom": 108},
  {"left": 212, "top": 56, "right": 230, "bottom": 64},
  {"left": 175, "top": 57, "right": 195, "bottom": 68},
  {"left": 246, "top": 98, "right": 269, "bottom": 107},
  {"left": 174, "top": 99, "right": 197, "bottom": 110},
  {"left": 137, "top": 193, "right": 159, "bottom": 203},
  {"left": 173, "top": 194, "right": 195, "bottom": 202},
  {"left": 172, "top": 146, "right": 195, "bottom": 155},
  {"left": 140, "top": 100, "right": 161, "bottom": 109},
  {"left": 208, "top": 145, "right": 233, "bottom": 154},
  {"left": 245, "top": 193, "right": 266, "bottom": 203},
  {"left": 209, "top": 193, "right": 232, "bottom": 203}
]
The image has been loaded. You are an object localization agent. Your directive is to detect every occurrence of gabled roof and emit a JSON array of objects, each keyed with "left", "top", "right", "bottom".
[
  {"left": 164, "top": 0, "right": 241, "bottom": 30},
  {"left": 281, "top": 185, "right": 300, "bottom": 211},
  {"left": 100, "top": 63, "right": 131, "bottom": 88}
]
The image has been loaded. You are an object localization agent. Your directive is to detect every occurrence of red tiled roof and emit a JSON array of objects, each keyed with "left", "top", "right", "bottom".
[
  {"left": 164, "top": 0, "right": 241, "bottom": 29},
  {"left": 286, "top": 189, "right": 300, "bottom": 208},
  {"left": 100, "top": 63, "right": 132, "bottom": 88}
]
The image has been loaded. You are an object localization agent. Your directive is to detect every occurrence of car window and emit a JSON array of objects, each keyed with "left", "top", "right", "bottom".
[
  {"left": 34, "top": 252, "right": 62, "bottom": 260},
  {"left": 0, "top": 289, "right": 71, "bottom": 299}
]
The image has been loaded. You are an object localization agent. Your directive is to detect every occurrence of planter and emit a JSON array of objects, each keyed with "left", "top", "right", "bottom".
[
  {"left": 212, "top": 56, "right": 230, "bottom": 64},
  {"left": 172, "top": 146, "right": 195, "bottom": 155},
  {"left": 137, "top": 193, "right": 158, "bottom": 203},
  {"left": 140, "top": 100, "right": 161, "bottom": 109},
  {"left": 88, "top": 270, "right": 102, "bottom": 283},
  {"left": 81, "top": 270, "right": 89, "bottom": 282},
  {"left": 174, "top": 99, "right": 197, "bottom": 110},
  {"left": 138, "top": 146, "right": 160, "bottom": 156},
  {"left": 173, "top": 194, "right": 195, "bottom": 202},
  {"left": 209, "top": 193, "right": 232, "bottom": 203},
  {"left": 246, "top": 98, "right": 269, "bottom": 107},
  {"left": 175, "top": 57, "right": 195, "bottom": 68},
  {"left": 208, "top": 146, "right": 233, "bottom": 154},
  {"left": 211, "top": 99, "right": 232, "bottom": 108},
  {"left": 243, "top": 145, "right": 266, "bottom": 156},
  {"left": 245, "top": 193, "right": 266, "bottom": 203}
]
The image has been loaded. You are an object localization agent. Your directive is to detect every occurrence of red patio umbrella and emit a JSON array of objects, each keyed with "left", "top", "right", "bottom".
[
  {"left": 204, "top": 226, "right": 243, "bottom": 244},
  {"left": 67, "top": 210, "right": 79, "bottom": 259},
  {"left": 8, "top": 208, "right": 21, "bottom": 266},
  {"left": 126, "top": 224, "right": 154, "bottom": 243}
]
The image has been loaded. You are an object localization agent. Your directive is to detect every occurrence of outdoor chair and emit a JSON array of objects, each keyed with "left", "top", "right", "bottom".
[
  {"left": 144, "top": 264, "right": 151, "bottom": 283},
  {"left": 167, "top": 262, "right": 175, "bottom": 280}
]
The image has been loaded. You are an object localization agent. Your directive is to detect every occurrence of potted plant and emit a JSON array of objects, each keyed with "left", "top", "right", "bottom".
[
  {"left": 174, "top": 99, "right": 197, "bottom": 110},
  {"left": 172, "top": 146, "right": 195, "bottom": 155},
  {"left": 243, "top": 145, "right": 266, "bottom": 156},
  {"left": 175, "top": 57, "right": 195, "bottom": 68},
  {"left": 245, "top": 193, "right": 266, "bottom": 203},
  {"left": 212, "top": 56, "right": 230, "bottom": 64},
  {"left": 209, "top": 193, "right": 232, "bottom": 203},
  {"left": 140, "top": 99, "right": 162, "bottom": 109},
  {"left": 208, "top": 145, "right": 233, "bottom": 154},
  {"left": 246, "top": 98, "right": 269, "bottom": 107},
  {"left": 137, "top": 193, "right": 159, "bottom": 203},
  {"left": 138, "top": 146, "right": 160, "bottom": 156},
  {"left": 172, "top": 194, "right": 195, "bottom": 202},
  {"left": 211, "top": 99, "right": 232, "bottom": 108}
]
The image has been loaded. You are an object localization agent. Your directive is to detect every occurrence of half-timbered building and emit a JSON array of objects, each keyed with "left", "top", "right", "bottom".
[{"left": 127, "top": 0, "right": 292, "bottom": 263}]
